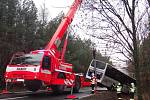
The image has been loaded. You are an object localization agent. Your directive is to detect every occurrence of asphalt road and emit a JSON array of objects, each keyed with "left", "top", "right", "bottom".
[
  {"left": 0, "top": 87, "right": 133, "bottom": 100},
  {"left": 0, "top": 87, "right": 93, "bottom": 100}
]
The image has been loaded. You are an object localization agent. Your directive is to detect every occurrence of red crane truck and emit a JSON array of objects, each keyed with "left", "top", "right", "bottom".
[{"left": 5, "top": 0, "right": 90, "bottom": 93}]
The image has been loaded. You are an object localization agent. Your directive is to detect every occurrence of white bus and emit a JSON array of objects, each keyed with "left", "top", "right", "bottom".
[{"left": 86, "top": 59, "right": 136, "bottom": 91}]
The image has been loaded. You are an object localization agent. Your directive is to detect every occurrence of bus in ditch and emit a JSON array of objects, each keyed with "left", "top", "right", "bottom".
[{"left": 86, "top": 59, "right": 136, "bottom": 92}]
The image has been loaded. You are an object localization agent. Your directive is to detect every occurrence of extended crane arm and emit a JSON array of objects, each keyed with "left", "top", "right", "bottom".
[{"left": 45, "top": 0, "right": 82, "bottom": 51}]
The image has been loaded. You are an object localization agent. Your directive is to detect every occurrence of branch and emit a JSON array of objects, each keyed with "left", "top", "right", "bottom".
[
  {"left": 147, "top": 0, "right": 150, "bottom": 7},
  {"left": 110, "top": 28, "right": 133, "bottom": 56},
  {"left": 122, "top": 0, "right": 132, "bottom": 19},
  {"left": 99, "top": 0, "right": 134, "bottom": 35}
]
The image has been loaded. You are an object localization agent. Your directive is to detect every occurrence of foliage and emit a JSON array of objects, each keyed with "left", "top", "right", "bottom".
[
  {"left": 33, "top": 12, "right": 64, "bottom": 49},
  {"left": 66, "top": 37, "right": 110, "bottom": 73},
  {"left": 0, "top": 0, "right": 37, "bottom": 75}
]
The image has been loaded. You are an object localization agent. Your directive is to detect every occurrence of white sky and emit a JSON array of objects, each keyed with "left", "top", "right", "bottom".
[{"left": 33, "top": 0, "right": 74, "bottom": 19}]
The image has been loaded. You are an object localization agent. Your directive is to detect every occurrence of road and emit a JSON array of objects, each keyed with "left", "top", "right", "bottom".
[
  {"left": 0, "top": 87, "right": 93, "bottom": 100},
  {"left": 0, "top": 87, "right": 133, "bottom": 100}
]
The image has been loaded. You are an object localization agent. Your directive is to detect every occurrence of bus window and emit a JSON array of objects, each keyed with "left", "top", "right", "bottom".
[
  {"left": 91, "top": 60, "right": 106, "bottom": 69},
  {"left": 42, "top": 56, "right": 51, "bottom": 69}
]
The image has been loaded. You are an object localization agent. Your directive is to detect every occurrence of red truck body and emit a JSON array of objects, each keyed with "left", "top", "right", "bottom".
[{"left": 5, "top": 0, "right": 90, "bottom": 93}]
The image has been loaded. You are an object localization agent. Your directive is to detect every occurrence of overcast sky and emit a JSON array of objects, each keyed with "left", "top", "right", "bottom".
[{"left": 33, "top": 0, "right": 74, "bottom": 19}]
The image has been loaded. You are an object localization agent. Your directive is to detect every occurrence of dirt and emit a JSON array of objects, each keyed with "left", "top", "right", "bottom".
[{"left": 80, "top": 91, "right": 118, "bottom": 100}]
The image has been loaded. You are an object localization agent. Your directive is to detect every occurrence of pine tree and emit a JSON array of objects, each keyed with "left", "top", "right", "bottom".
[{"left": 0, "top": 0, "right": 38, "bottom": 80}]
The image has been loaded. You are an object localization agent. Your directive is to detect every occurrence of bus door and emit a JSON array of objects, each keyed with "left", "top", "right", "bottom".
[{"left": 86, "top": 59, "right": 106, "bottom": 83}]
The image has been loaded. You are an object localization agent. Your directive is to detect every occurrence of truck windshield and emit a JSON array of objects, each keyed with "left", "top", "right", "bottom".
[{"left": 10, "top": 53, "right": 44, "bottom": 66}]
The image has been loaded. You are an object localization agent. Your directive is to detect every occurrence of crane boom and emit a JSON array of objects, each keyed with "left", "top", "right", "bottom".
[{"left": 45, "top": 0, "right": 82, "bottom": 51}]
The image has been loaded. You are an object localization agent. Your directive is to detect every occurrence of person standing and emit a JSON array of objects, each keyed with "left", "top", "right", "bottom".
[{"left": 91, "top": 73, "right": 96, "bottom": 94}]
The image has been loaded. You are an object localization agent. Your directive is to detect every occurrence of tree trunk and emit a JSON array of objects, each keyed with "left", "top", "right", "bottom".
[
  {"left": 140, "top": 71, "right": 150, "bottom": 100},
  {"left": 133, "top": 40, "right": 143, "bottom": 100},
  {"left": 134, "top": 64, "right": 142, "bottom": 100}
]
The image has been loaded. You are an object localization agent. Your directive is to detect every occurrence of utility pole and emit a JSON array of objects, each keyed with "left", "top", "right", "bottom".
[
  {"left": 92, "top": 48, "right": 97, "bottom": 94},
  {"left": 93, "top": 48, "right": 96, "bottom": 75}
]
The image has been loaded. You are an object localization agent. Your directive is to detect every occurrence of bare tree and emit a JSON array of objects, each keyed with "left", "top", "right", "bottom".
[
  {"left": 80, "top": 0, "right": 149, "bottom": 100},
  {"left": 39, "top": 0, "right": 49, "bottom": 27},
  {"left": 147, "top": 0, "right": 150, "bottom": 6}
]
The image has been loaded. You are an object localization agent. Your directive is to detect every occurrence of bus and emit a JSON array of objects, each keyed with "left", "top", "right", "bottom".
[{"left": 86, "top": 59, "right": 136, "bottom": 91}]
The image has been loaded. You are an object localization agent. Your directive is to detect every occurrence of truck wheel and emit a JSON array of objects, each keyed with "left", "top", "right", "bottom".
[
  {"left": 73, "top": 76, "right": 81, "bottom": 93},
  {"left": 24, "top": 80, "right": 42, "bottom": 92},
  {"left": 51, "top": 73, "right": 65, "bottom": 94},
  {"left": 51, "top": 85, "right": 65, "bottom": 94}
]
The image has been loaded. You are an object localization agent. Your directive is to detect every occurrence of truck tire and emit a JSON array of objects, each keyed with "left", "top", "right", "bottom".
[
  {"left": 73, "top": 76, "right": 81, "bottom": 93},
  {"left": 51, "top": 85, "right": 65, "bottom": 94},
  {"left": 51, "top": 73, "right": 65, "bottom": 94},
  {"left": 24, "top": 80, "right": 42, "bottom": 92}
]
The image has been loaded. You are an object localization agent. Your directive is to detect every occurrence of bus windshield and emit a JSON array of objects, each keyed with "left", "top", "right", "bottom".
[
  {"left": 10, "top": 53, "right": 44, "bottom": 66},
  {"left": 91, "top": 60, "right": 106, "bottom": 70}
]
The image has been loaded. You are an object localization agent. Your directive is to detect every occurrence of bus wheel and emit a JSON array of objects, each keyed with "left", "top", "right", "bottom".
[{"left": 73, "top": 76, "right": 81, "bottom": 93}]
